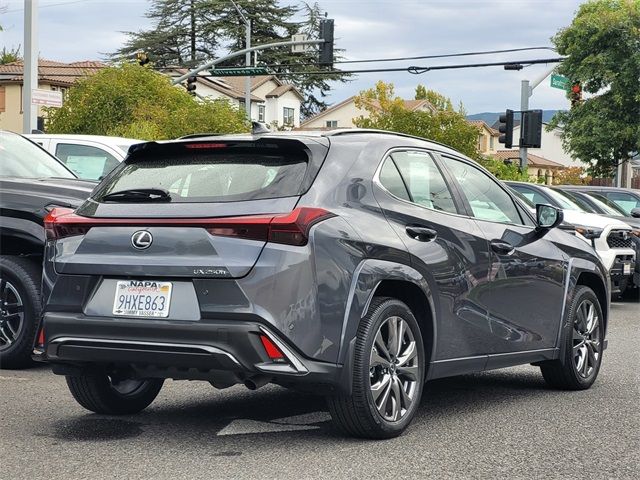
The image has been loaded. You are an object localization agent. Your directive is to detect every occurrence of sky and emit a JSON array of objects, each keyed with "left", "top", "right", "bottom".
[{"left": 0, "top": 0, "right": 586, "bottom": 114}]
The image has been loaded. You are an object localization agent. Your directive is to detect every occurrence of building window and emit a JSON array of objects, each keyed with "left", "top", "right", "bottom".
[
  {"left": 283, "top": 107, "right": 295, "bottom": 126},
  {"left": 258, "top": 105, "right": 265, "bottom": 122},
  {"left": 489, "top": 136, "right": 495, "bottom": 150},
  {"left": 326, "top": 120, "right": 338, "bottom": 128}
]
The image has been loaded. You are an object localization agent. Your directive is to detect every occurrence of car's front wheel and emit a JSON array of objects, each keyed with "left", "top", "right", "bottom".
[
  {"left": 540, "top": 286, "right": 604, "bottom": 390},
  {"left": 327, "top": 297, "right": 425, "bottom": 439},
  {"left": 66, "top": 373, "right": 164, "bottom": 415}
]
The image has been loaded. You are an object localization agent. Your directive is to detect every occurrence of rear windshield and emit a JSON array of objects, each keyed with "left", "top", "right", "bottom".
[{"left": 93, "top": 146, "right": 309, "bottom": 203}]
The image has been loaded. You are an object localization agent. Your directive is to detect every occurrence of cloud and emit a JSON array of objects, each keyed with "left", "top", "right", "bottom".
[{"left": 1, "top": 0, "right": 584, "bottom": 113}]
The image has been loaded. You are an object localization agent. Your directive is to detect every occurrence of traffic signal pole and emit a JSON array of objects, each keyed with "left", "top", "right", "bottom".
[
  {"left": 230, "top": 0, "right": 252, "bottom": 120},
  {"left": 518, "top": 65, "right": 557, "bottom": 171}
]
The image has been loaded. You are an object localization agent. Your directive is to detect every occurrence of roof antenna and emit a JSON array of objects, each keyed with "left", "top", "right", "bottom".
[{"left": 252, "top": 121, "right": 270, "bottom": 135}]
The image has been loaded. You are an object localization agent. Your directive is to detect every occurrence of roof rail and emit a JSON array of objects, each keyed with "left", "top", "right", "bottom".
[{"left": 322, "top": 128, "right": 456, "bottom": 151}]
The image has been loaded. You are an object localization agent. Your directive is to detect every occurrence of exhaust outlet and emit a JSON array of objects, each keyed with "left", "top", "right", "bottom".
[{"left": 244, "top": 375, "right": 272, "bottom": 390}]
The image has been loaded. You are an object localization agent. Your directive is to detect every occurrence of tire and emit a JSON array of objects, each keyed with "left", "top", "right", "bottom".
[
  {"left": 0, "top": 255, "right": 42, "bottom": 369},
  {"left": 327, "top": 297, "right": 425, "bottom": 439},
  {"left": 540, "top": 286, "right": 604, "bottom": 390},
  {"left": 66, "top": 374, "right": 164, "bottom": 415}
]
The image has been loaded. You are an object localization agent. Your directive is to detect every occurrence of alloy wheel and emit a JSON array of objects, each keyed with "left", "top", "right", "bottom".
[
  {"left": 573, "top": 299, "right": 600, "bottom": 378},
  {"left": 0, "top": 278, "right": 25, "bottom": 352},
  {"left": 369, "top": 316, "right": 420, "bottom": 422}
]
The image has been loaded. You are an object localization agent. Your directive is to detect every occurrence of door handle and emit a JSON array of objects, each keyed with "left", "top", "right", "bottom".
[
  {"left": 405, "top": 225, "right": 437, "bottom": 242},
  {"left": 490, "top": 239, "right": 515, "bottom": 255}
]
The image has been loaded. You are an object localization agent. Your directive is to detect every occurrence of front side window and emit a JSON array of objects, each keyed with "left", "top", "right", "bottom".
[
  {"left": 603, "top": 192, "right": 640, "bottom": 215},
  {"left": 380, "top": 151, "right": 458, "bottom": 214},
  {"left": 56, "top": 143, "right": 120, "bottom": 180},
  {"left": 446, "top": 158, "right": 522, "bottom": 224},
  {"left": 283, "top": 107, "right": 295, "bottom": 126}
]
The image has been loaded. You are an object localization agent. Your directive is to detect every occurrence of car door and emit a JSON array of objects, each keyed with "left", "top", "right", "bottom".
[
  {"left": 373, "top": 149, "right": 494, "bottom": 363},
  {"left": 441, "top": 156, "right": 566, "bottom": 355}
]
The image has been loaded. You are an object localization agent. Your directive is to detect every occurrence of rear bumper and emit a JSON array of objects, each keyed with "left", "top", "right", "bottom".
[{"left": 40, "top": 312, "right": 345, "bottom": 393}]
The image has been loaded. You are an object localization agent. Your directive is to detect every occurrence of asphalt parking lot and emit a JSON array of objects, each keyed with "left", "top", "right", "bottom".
[{"left": 1, "top": 300, "right": 638, "bottom": 480}]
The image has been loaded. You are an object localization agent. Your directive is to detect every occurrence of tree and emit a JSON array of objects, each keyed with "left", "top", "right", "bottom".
[
  {"left": 113, "top": 1, "right": 349, "bottom": 118},
  {"left": 354, "top": 81, "right": 481, "bottom": 159},
  {"left": 45, "top": 63, "right": 249, "bottom": 140},
  {"left": 548, "top": 0, "right": 640, "bottom": 180},
  {"left": 552, "top": 166, "right": 592, "bottom": 185},
  {"left": 414, "top": 84, "right": 427, "bottom": 100},
  {"left": 0, "top": 46, "right": 21, "bottom": 65}
]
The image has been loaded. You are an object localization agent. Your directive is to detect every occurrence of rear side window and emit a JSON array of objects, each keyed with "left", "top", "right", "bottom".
[
  {"left": 55, "top": 143, "right": 120, "bottom": 180},
  {"left": 381, "top": 151, "right": 458, "bottom": 214},
  {"left": 93, "top": 144, "right": 309, "bottom": 203},
  {"left": 603, "top": 192, "right": 640, "bottom": 215}
]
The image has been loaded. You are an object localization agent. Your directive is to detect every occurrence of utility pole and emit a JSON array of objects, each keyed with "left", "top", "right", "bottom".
[
  {"left": 518, "top": 64, "right": 557, "bottom": 171},
  {"left": 230, "top": 0, "right": 251, "bottom": 120},
  {"left": 23, "top": 0, "right": 38, "bottom": 134}
]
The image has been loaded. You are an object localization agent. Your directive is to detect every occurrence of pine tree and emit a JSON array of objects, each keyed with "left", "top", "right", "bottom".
[{"left": 113, "top": 0, "right": 349, "bottom": 118}]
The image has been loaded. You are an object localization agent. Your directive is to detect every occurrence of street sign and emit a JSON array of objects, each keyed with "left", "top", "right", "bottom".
[
  {"left": 550, "top": 74, "right": 570, "bottom": 90},
  {"left": 291, "top": 34, "right": 311, "bottom": 53},
  {"left": 31, "top": 89, "right": 63, "bottom": 107},
  {"left": 211, "top": 67, "right": 269, "bottom": 77}
]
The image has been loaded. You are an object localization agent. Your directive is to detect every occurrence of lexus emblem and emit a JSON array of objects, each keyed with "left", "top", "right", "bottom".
[{"left": 131, "top": 230, "right": 153, "bottom": 250}]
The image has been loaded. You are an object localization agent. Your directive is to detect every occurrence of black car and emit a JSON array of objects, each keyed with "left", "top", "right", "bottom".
[
  {"left": 41, "top": 130, "right": 609, "bottom": 439},
  {"left": 0, "top": 131, "right": 94, "bottom": 368}
]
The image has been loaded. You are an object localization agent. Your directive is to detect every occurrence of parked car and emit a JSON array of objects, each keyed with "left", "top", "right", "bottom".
[
  {"left": 560, "top": 185, "right": 640, "bottom": 218},
  {"left": 25, "top": 134, "right": 142, "bottom": 181},
  {"left": 553, "top": 188, "right": 640, "bottom": 293},
  {"left": 506, "top": 181, "right": 635, "bottom": 296},
  {"left": 39, "top": 130, "right": 609, "bottom": 439},
  {"left": 0, "top": 131, "right": 95, "bottom": 368}
]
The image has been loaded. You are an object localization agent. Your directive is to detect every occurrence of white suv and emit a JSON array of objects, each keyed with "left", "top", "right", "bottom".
[
  {"left": 508, "top": 182, "right": 635, "bottom": 295},
  {"left": 25, "top": 134, "right": 141, "bottom": 181}
]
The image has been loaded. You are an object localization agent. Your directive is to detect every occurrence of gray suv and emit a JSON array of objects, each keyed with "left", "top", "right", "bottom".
[{"left": 39, "top": 130, "right": 609, "bottom": 439}]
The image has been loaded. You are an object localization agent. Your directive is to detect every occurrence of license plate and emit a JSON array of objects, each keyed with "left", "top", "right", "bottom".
[
  {"left": 112, "top": 281, "right": 172, "bottom": 318},
  {"left": 623, "top": 264, "right": 631, "bottom": 275}
]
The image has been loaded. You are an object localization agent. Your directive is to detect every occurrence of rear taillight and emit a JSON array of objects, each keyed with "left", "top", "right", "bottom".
[
  {"left": 209, "top": 207, "right": 335, "bottom": 246},
  {"left": 44, "top": 207, "right": 334, "bottom": 246},
  {"left": 44, "top": 207, "right": 86, "bottom": 240}
]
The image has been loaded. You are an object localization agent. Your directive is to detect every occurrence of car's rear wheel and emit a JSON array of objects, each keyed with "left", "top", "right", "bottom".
[
  {"left": 540, "top": 286, "right": 604, "bottom": 390},
  {"left": 66, "top": 373, "right": 164, "bottom": 415},
  {"left": 0, "top": 256, "right": 41, "bottom": 369},
  {"left": 327, "top": 297, "right": 425, "bottom": 439}
]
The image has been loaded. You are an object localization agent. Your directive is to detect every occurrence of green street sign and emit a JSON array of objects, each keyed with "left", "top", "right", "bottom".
[
  {"left": 550, "top": 74, "right": 570, "bottom": 90},
  {"left": 211, "top": 67, "right": 269, "bottom": 77}
]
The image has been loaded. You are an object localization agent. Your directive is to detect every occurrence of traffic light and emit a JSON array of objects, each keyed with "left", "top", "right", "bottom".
[
  {"left": 520, "top": 109, "right": 543, "bottom": 148},
  {"left": 186, "top": 76, "right": 197, "bottom": 96},
  {"left": 498, "top": 109, "right": 514, "bottom": 149},
  {"left": 136, "top": 52, "right": 149, "bottom": 66},
  {"left": 570, "top": 81, "right": 582, "bottom": 107},
  {"left": 319, "top": 18, "right": 334, "bottom": 67}
]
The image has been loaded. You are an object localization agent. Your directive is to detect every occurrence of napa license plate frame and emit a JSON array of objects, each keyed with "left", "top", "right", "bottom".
[{"left": 112, "top": 280, "right": 173, "bottom": 318}]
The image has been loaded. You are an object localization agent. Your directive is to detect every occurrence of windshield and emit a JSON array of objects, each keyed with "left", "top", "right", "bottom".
[
  {"left": 0, "top": 131, "right": 75, "bottom": 179},
  {"left": 93, "top": 145, "right": 309, "bottom": 203},
  {"left": 542, "top": 186, "right": 585, "bottom": 211},
  {"left": 553, "top": 189, "right": 597, "bottom": 213},
  {"left": 588, "top": 193, "right": 628, "bottom": 216}
]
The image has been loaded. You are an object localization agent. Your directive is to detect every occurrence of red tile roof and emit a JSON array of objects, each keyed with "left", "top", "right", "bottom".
[
  {"left": 0, "top": 59, "right": 106, "bottom": 86},
  {"left": 492, "top": 150, "right": 564, "bottom": 168}
]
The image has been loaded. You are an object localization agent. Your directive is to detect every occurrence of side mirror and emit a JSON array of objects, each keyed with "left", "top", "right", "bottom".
[
  {"left": 630, "top": 207, "right": 640, "bottom": 218},
  {"left": 536, "top": 204, "right": 563, "bottom": 230}
]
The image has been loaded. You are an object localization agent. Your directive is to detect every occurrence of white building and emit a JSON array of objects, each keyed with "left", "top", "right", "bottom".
[
  {"left": 169, "top": 70, "right": 304, "bottom": 128},
  {"left": 300, "top": 96, "right": 435, "bottom": 129},
  {"left": 498, "top": 123, "right": 582, "bottom": 168}
]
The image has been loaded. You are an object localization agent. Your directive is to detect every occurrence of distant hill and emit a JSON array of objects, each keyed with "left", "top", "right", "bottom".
[{"left": 467, "top": 110, "right": 561, "bottom": 128}]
